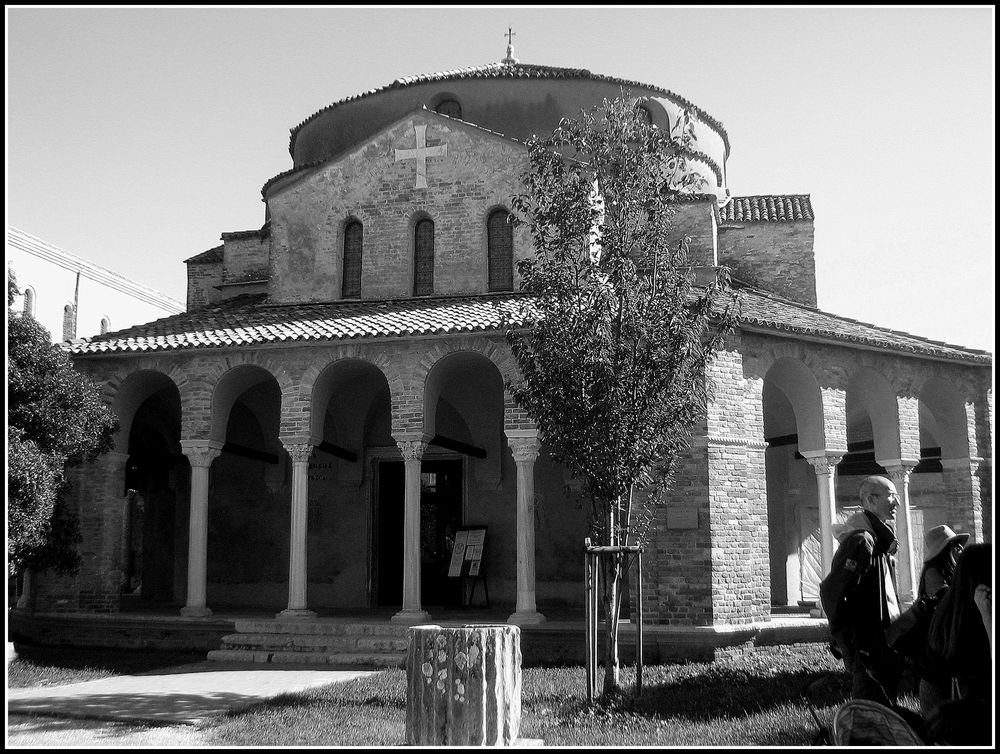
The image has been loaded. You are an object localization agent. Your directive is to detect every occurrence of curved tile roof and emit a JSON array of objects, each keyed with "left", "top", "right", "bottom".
[
  {"left": 289, "top": 61, "right": 731, "bottom": 158},
  {"left": 66, "top": 290, "right": 990, "bottom": 366},
  {"left": 719, "top": 195, "right": 814, "bottom": 223}
]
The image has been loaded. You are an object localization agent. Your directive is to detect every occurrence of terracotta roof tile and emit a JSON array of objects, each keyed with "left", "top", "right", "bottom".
[
  {"left": 731, "top": 286, "right": 989, "bottom": 363},
  {"left": 66, "top": 294, "right": 532, "bottom": 355},
  {"left": 719, "top": 195, "right": 814, "bottom": 223},
  {"left": 66, "top": 290, "right": 989, "bottom": 365}
]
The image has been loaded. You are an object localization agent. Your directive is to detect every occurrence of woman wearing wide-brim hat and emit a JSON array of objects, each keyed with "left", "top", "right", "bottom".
[{"left": 919, "top": 525, "right": 970, "bottom": 600}]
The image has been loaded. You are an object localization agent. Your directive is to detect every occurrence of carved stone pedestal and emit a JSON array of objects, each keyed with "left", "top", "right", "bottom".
[{"left": 405, "top": 624, "right": 522, "bottom": 746}]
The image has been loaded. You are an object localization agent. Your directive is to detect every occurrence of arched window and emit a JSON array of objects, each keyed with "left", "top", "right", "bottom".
[
  {"left": 22, "top": 286, "right": 35, "bottom": 317},
  {"left": 100, "top": 316, "right": 111, "bottom": 335},
  {"left": 62, "top": 303, "right": 76, "bottom": 341},
  {"left": 435, "top": 99, "right": 462, "bottom": 119},
  {"left": 487, "top": 209, "right": 514, "bottom": 292},
  {"left": 342, "top": 220, "right": 363, "bottom": 299},
  {"left": 414, "top": 218, "right": 435, "bottom": 296}
]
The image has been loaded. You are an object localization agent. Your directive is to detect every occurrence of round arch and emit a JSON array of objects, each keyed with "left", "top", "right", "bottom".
[
  {"left": 210, "top": 364, "right": 283, "bottom": 444},
  {"left": 309, "top": 357, "right": 393, "bottom": 447},
  {"left": 919, "top": 376, "right": 971, "bottom": 460},
  {"left": 111, "top": 368, "right": 184, "bottom": 454},
  {"left": 762, "top": 358, "right": 826, "bottom": 452},
  {"left": 846, "top": 367, "right": 901, "bottom": 463}
]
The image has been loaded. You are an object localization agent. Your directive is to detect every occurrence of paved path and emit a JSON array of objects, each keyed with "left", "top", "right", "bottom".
[{"left": 7, "top": 660, "right": 381, "bottom": 747}]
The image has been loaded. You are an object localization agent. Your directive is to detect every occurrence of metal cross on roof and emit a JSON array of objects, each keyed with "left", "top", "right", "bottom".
[{"left": 502, "top": 27, "right": 518, "bottom": 65}]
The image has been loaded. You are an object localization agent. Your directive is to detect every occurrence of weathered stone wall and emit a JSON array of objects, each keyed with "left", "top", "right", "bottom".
[
  {"left": 666, "top": 200, "right": 717, "bottom": 267},
  {"left": 718, "top": 222, "right": 816, "bottom": 306},
  {"left": 268, "top": 112, "right": 531, "bottom": 304},
  {"left": 222, "top": 234, "right": 270, "bottom": 286},
  {"left": 186, "top": 260, "right": 223, "bottom": 310}
]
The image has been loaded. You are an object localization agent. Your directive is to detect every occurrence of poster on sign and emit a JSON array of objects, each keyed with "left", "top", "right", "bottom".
[
  {"left": 448, "top": 526, "right": 486, "bottom": 578},
  {"left": 447, "top": 530, "right": 469, "bottom": 577}
]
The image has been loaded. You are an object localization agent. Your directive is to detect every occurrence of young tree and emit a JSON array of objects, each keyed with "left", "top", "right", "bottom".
[
  {"left": 7, "top": 272, "right": 119, "bottom": 576},
  {"left": 506, "top": 96, "right": 739, "bottom": 694}
]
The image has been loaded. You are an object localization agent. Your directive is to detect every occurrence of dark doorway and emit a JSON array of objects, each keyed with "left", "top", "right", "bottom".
[{"left": 375, "top": 458, "right": 463, "bottom": 607}]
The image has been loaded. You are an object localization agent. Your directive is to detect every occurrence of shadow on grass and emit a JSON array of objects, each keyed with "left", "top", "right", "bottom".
[{"left": 8, "top": 645, "right": 208, "bottom": 688}]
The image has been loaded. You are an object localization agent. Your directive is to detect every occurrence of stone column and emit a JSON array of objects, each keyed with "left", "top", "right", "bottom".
[
  {"left": 884, "top": 460, "right": 919, "bottom": 604},
  {"left": 505, "top": 430, "right": 546, "bottom": 625},
  {"left": 277, "top": 443, "right": 316, "bottom": 618},
  {"left": 801, "top": 451, "right": 845, "bottom": 582},
  {"left": 392, "top": 434, "right": 431, "bottom": 625},
  {"left": 280, "top": 442, "right": 317, "bottom": 618},
  {"left": 180, "top": 440, "right": 222, "bottom": 617}
]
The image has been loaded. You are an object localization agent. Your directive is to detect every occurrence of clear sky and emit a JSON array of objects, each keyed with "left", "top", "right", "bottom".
[{"left": 6, "top": 6, "right": 995, "bottom": 352}]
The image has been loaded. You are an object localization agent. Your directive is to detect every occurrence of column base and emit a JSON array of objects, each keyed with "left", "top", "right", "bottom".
[
  {"left": 391, "top": 609, "right": 432, "bottom": 625},
  {"left": 180, "top": 605, "right": 213, "bottom": 618},
  {"left": 277, "top": 608, "right": 318, "bottom": 619},
  {"left": 507, "top": 610, "right": 547, "bottom": 626}
]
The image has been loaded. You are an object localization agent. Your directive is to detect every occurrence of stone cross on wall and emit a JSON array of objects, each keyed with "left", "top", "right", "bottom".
[{"left": 394, "top": 124, "right": 447, "bottom": 189}]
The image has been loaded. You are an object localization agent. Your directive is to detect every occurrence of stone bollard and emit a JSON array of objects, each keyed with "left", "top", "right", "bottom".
[{"left": 406, "top": 624, "right": 521, "bottom": 746}]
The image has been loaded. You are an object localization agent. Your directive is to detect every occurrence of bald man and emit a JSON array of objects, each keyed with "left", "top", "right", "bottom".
[{"left": 820, "top": 475, "right": 904, "bottom": 706}]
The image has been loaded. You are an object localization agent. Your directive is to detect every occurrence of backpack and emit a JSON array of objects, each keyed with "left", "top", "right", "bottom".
[{"left": 819, "top": 529, "right": 874, "bottom": 649}]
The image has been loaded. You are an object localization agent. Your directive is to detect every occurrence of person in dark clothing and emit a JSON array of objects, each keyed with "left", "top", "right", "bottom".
[
  {"left": 918, "top": 524, "right": 968, "bottom": 600},
  {"left": 920, "top": 542, "right": 992, "bottom": 745},
  {"left": 820, "top": 475, "right": 903, "bottom": 707}
]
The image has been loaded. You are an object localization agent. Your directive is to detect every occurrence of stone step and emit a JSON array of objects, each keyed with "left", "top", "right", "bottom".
[
  {"left": 233, "top": 620, "right": 410, "bottom": 637},
  {"left": 219, "top": 632, "right": 409, "bottom": 652},
  {"left": 207, "top": 648, "right": 405, "bottom": 667}
]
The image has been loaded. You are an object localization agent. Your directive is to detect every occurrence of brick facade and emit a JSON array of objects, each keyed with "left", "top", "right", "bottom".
[
  {"left": 23, "top": 64, "right": 991, "bottom": 631},
  {"left": 718, "top": 222, "right": 817, "bottom": 306}
]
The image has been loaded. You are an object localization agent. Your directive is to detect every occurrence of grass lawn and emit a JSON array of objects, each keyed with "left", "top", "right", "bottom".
[
  {"left": 8, "top": 641, "right": 921, "bottom": 746},
  {"left": 205, "top": 643, "right": 918, "bottom": 747}
]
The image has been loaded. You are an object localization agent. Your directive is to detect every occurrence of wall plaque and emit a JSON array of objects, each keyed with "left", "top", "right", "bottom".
[{"left": 667, "top": 507, "right": 699, "bottom": 530}]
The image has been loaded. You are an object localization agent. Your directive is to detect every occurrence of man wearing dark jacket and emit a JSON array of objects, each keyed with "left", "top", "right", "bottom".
[{"left": 820, "top": 475, "right": 904, "bottom": 705}]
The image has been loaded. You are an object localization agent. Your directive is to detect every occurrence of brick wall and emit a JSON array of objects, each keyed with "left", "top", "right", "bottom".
[
  {"left": 665, "top": 199, "right": 717, "bottom": 267},
  {"left": 39, "top": 317, "right": 992, "bottom": 621},
  {"left": 186, "top": 261, "right": 223, "bottom": 310},
  {"left": 718, "top": 222, "right": 816, "bottom": 306},
  {"left": 268, "top": 112, "right": 531, "bottom": 304},
  {"left": 222, "top": 234, "right": 270, "bottom": 285}
]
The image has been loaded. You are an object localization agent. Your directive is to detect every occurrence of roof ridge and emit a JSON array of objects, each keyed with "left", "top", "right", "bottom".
[
  {"left": 735, "top": 284, "right": 991, "bottom": 356},
  {"left": 267, "top": 107, "right": 526, "bottom": 198},
  {"left": 65, "top": 288, "right": 990, "bottom": 364}
]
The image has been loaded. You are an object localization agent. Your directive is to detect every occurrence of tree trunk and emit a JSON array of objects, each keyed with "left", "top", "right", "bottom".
[
  {"left": 602, "top": 555, "right": 622, "bottom": 693},
  {"left": 603, "top": 496, "right": 622, "bottom": 694}
]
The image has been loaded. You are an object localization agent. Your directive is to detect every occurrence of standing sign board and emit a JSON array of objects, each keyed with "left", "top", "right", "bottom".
[
  {"left": 447, "top": 526, "right": 488, "bottom": 606},
  {"left": 447, "top": 526, "right": 487, "bottom": 577}
]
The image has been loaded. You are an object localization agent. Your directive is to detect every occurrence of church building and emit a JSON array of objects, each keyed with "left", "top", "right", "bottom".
[{"left": 24, "top": 45, "right": 992, "bottom": 633}]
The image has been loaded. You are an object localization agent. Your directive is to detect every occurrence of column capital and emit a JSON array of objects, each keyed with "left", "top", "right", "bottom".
[
  {"left": 801, "top": 449, "right": 845, "bottom": 475},
  {"left": 393, "top": 433, "right": 431, "bottom": 462},
  {"left": 180, "top": 440, "right": 224, "bottom": 468},
  {"left": 881, "top": 459, "right": 920, "bottom": 483},
  {"left": 283, "top": 442, "right": 314, "bottom": 463},
  {"left": 506, "top": 434, "right": 541, "bottom": 463}
]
